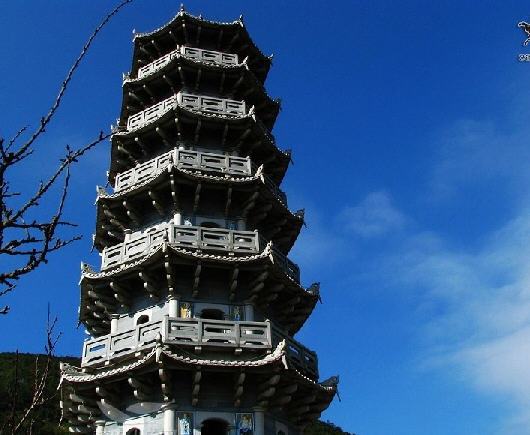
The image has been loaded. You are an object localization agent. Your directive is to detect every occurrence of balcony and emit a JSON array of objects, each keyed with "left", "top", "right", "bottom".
[
  {"left": 82, "top": 317, "right": 271, "bottom": 367},
  {"left": 114, "top": 148, "right": 252, "bottom": 191},
  {"left": 126, "top": 92, "right": 246, "bottom": 131},
  {"left": 81, "top": 317, "right": 318, "bottom": 379},
  {"left": 100, "top": 224, "right": 300, "bottom": 282},
  {"left": 135, "top": 46, "right": 239, "bottom": 80}
]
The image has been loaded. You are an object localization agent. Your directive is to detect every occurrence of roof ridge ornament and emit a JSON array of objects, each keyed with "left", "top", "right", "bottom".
[{"left": 180, "top": 3, "right": 185, "bottom": 12}]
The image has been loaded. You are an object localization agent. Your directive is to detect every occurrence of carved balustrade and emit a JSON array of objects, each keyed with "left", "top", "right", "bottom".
[
  {"left": 112, "top": 147, "right": 287, "bottom": 204},
  {"left": 101, "top": 224, "right": 300, "bottom": 282},
  {"left": 82, "top": 317, "right": 271, "bottom": 367},
  {"left": 101, "top": 225, "right": 260, "bottom": 269},
  {"left": 114, "top": 148, "right": 252, "bottom": 191},
  {"left": 126, "top": 92, "right": 246, "bottom": 131},
  {"left": 272, "top": 326, "right": 319, "bottom": 380},
  {"left": 136, "top": 46, "right": 239, "bottom": 79}
]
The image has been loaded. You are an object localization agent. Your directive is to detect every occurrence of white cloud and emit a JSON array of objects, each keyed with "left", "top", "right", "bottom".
[
  {"left": 338, "top": 190, "right": 406, "bottom": 238},
  {"left": 430, "top": 114, "right": 530, "bottom": 201},
  {"left": 384, "top": 205, "right": 530, "bottom": 434}
]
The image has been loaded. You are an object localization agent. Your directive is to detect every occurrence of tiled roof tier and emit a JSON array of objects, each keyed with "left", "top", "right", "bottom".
[
  {"left": 93, "top": 163, "right": 302, "bottom": 254},
  {"left": 78, "top": 243, "right": 319, "bottom": 336},
  {"left": 121, "top": 50, "right": 279, "bottom": 130},
  {"left": 130, "top": 11, "right": 271, "bottom": 83},
  {"left": 109, "top": 104, "right": 290, "bottom": 185}
]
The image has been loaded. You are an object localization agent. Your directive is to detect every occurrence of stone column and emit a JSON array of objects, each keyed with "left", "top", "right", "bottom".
[
  {"left": 168, "top": 294, "right": 179, "bottom": 318},
  {"left": 174, "top": 212, "right": 182, "bottom": 225},
  {"left": 162, "top": 403, "right": 177, "bottom": 434},
  {"left": 95, "top": 420, "right": 106, "bottom": 435},
  {"left": 253, "top": 408, "right": 265, "bottom": 435},
  {"left": 110, "top": 314, "right": 119, "bottom": 334}
]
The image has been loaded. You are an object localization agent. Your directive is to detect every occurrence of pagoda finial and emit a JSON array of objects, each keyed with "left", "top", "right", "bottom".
[
  {"left": 180, "top": 3, "right": 185, "bottom": 12},
  {"left": 239, "top": 14, "right": 244, "bottom": 22}
]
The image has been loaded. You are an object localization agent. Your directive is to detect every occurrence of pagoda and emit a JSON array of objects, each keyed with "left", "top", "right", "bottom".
[{"left": 61, "top": 8, "right": 338, "bottom": 435}]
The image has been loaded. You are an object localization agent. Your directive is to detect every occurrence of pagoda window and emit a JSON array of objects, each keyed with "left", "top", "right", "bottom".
[
  {"left": 202, "top": 418, "right": 229, "bottom": 435},
  {"left": 199, "top": 221, "right": 221, "bottom": 229},
  {"left": 136, "top": 314, "right": 149, "bottom": 325},
  {"left": 200, "top": 308, "right": 225, "bottom": 320}
]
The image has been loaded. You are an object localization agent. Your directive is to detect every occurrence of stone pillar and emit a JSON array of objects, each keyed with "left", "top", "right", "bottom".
[
  {"left": 162, "top": 403, "right": 177, "bottom": 435},
  {"left": 174, "top": 212, "right": 182, "bottom": 225},
  {"left": 95, "top": 420, "right": 106, "bottom": 435},
  {"left": 253, "top": 408, "right": 265, "bottom": 435},
  {"left": 168, "top": 294, "right": 179, "bottom": 318},
  {"left": 110, "top": 314, "right": 119, "bottom": 334}
]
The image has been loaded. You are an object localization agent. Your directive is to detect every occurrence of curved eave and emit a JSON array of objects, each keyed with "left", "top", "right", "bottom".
[
  {"left": 120, "top": 56, "right": 279, "bottom": 130},
  {"left": 108, "top": 105, "right": 290, "bottom": 188},
  {"left": 93, "top": 166, "right": 302, "bottom": 252},
  {"left": 131, "top": 11, "right": 271, "bottom": 83},
  {"left": 78, "top": 243, "right": 315, "bottom": 329},
  {"left": 62, "top": 340, "right": 285, "bottom": 384}
]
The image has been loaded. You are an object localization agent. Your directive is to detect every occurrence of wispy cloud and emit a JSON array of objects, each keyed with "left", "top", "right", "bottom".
[{"left": 337, "top": 190, "right": 407, "bottom": 238}]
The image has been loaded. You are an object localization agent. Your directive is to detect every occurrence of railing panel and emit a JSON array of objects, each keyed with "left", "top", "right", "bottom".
[
  {"left": 136, "top": 47, "right": 239, "bottom": 79},
  {"left": 110, "top": 329, "right": 136, "bottom": 358},
  {"left": 82, "top": 336, "right": 109, "bottom": 365},
  {"left": 170, "top": 225, "right": 199, "bottom": 248},
  {"left": 239, "top": 322, "right": 270, "bottom": 347},
  {"left": 228, "top": 156, "right": 252, "bottom": 175},
  {"left": 102, "top": 245, "right": 124, "bottom": 269},
  {"left": 114, "top": 149, "right": 252, "bottom": 191},
  {"left": 126, "top": 92, "right": 245, "bottom": 131},
  {"left": 82, "top": 318, "right": 273, "bottom": 366},
  {"left": 165, "top": 318, "right": 200, "bottom": 344},
  {"left": 272, "top": 247, "right": 300, "bottom": 282},
  {"left": 102, "top": 224, "right": 293, "bottom": 274},
  {"left": 138, "top": 319, "right": 163, "bottom": 346},
  {"left": 201, "top": 320, "right": 236, "bottom": 345},
  {"left": 272, "top": 328, "right": 318, "bottom": 379}
]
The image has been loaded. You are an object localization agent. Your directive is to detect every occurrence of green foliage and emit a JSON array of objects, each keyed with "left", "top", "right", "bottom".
[
  {"left": 0, "top": 352, "right": 78, "bottom": 434},
  {"left": 305, "top": 420, "right": 355, "bottom": 435}
]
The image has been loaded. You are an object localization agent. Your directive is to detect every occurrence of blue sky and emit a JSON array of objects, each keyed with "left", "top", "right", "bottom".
[{"left": 1, "top": 1, "right": 530, "bottom": 434}]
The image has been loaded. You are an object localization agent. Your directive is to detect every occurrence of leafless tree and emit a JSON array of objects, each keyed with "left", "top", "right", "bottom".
[{"left": 0, "top": 0, "right": 136, "bottom": 315}]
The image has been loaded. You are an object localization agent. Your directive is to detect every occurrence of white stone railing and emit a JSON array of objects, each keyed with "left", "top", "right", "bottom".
[
  {"left": 112, "top": 147, "right": 287, "bottom": 204},
  {"left": 82, "top": 317, "right": 271, "bottom": 367},
  {"left": 272, "top": 326, "right": 319, "bottom": 380},
  {"left": 136, "top": 46, "right": 239, "bottom": 80},
  {"left": 127, "top": 92, "right": 246, "bottom": 131},
  {"left": 100, "top": 223, "right": 300, "bottom": 282},
  {"left": 101, "top": 225, "right": 260, "bottom": 269},
  {"left": 114, "top": 149, "right": 252, "bottom": 191}
]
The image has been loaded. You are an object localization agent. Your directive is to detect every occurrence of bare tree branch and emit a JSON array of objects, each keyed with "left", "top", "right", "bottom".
[
  {"left": 1, "top": 306, "right": 63, "bottom": 434},
  {"left": 0, "top": 0, "right": 136, "bottom": 315}
]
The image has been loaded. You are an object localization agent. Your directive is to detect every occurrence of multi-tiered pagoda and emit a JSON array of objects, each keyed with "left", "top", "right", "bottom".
[{"left": 61, "top": 8, "right": 338, "bottom": 435}]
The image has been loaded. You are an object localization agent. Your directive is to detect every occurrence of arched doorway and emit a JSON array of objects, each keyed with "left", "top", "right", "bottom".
[
  {"left": 126, "top": 429, "right": 141, "bottom": 435},
  {"left": 201, "top": 418, "right": 228, "bottom": 435}
]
